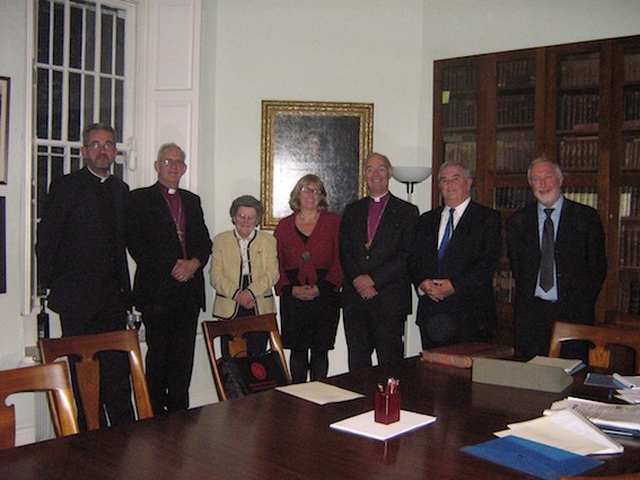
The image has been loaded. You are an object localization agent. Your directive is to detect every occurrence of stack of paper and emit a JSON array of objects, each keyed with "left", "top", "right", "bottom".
[
  {"left": 330, "top": 410, "right": 436, "bottom": 441},
  {"left": 547, "top": 397, "right": 640, "bottom": 437},
  {"left": 495, "top": 408, "right": 623, "bottom": 455}
]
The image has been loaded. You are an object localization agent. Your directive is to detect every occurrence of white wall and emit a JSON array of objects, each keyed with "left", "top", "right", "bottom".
[
  {"left": 1, "top": 0, "right": 640, "bottom": 443},
  {"left": 200, "top": 0, "right": 427, "bottom": 376}
]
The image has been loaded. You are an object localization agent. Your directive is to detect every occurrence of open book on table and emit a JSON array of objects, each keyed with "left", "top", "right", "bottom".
[
  {"left": 546, "top": 397, "right": 640, "bottom": 437},
  {"left": 495, "top": 407, "right": 623, "bottom": 455}
]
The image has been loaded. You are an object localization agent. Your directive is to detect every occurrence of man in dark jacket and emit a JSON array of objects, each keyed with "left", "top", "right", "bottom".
[
  {"left": 507, "top": 156, "right": 607, "bottom": 360},
  {"left": 37, "top": 122, "right": 134, "bottom": 428},
  {"left": 127, "top": 143, "right": 212, "bottom": 414}
]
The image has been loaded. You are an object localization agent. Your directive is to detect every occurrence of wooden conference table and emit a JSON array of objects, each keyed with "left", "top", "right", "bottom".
[{"left": 1, "top": 357, "right": 640, "bottom": 480}]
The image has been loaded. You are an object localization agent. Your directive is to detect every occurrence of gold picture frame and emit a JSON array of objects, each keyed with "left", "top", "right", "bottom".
[
  {"left": 260, "top": 100, "right": 374, "bottom": 229},
  {"left": 0, "top": 77, "right": 10, "bottom": 185}
]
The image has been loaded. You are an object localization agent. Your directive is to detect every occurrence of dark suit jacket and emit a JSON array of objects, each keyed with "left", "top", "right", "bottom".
[
  {"left": 409, "top": 201, "right": 502, "bottom": 339},
  {"left": 127, "top": 183, "right": 212, "bottom": 313},
  {"left": 36, "top": 167, "right": 131, "bottom": 318},
  {"left": 340, "top": 194, "right": 418, "bottom": 315},
  {"left": 506, "top": 198, "right": 607, "bottom": 323}
]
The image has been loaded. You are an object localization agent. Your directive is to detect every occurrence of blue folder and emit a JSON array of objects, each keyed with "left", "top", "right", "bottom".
[{"left": 461, "top": 436, "right": 604, "bottom": 480}]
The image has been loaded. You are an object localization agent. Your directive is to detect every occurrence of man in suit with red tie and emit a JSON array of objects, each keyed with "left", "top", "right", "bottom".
[
  {"left": 409, "top": 160, "right": 502, "bottom": 349},
  {"left": 127, "top": 143, "right": 212, "bottom": 414},
  {"left": 340, "top": 153, "right": 419, "bottom": 371},
  {"left": 507, "top": 156, "right": 607, "bottom": 360}
]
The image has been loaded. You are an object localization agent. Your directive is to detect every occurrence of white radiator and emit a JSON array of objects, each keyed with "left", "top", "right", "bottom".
[{"left": 35, "top": 392, "right": 55, "bottom": 442}]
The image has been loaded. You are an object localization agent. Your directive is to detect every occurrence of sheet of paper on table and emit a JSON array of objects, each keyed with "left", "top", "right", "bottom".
[
  {"left": 330, "top": 410, "right": 436, "bottom": 441},
  {"left": 275, "top": 381, "right": 365, "bottom": 405},
  {"left": 494, "top": 408, "right": 623, "bottom": 455}
]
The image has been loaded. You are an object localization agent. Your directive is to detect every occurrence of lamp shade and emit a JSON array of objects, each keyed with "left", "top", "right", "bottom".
[{"left": 392, "top": 166, "right": 432, "bottom": 184}]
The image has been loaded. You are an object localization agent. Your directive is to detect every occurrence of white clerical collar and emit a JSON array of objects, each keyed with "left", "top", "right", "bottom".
[
  {"left": 86, "top": 166, "right": 110, "bottom": 183},
  {"left": 158, "top": 183, "right": 178, "bottom": 195},
  {"left": 371, "top": 192, "right": 389, "bottom": 203}
]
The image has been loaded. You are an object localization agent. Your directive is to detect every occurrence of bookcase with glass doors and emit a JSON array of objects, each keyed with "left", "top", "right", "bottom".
[{"left": 432, "top": 35, "right": 640, "bottom": 346}]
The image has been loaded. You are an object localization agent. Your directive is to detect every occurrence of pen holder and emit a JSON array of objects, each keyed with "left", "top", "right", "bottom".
[{"left": 374, "top": 391, "right": 401, "bottom": 424}]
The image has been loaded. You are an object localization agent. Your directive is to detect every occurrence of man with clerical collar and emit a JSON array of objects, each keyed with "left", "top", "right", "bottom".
[
  {"left": 127, "top": 143, "right": 212, "bottom": 414},
  {"left": 507, "top": 156, "right": 607, "bottom": 361},
  {"left": 37, "top": 122, "right": 135, "bottom": 428},
  {"left": 340, "top": 152, "right": 418, "bottom": 371},
  {"left": 409, "top": 160, "right": 502, "bottom": 350}
]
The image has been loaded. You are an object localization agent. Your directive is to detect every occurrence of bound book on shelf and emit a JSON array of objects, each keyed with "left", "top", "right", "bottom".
[{"left": 420, "top": 342, "right": 515, "bottom": 369}]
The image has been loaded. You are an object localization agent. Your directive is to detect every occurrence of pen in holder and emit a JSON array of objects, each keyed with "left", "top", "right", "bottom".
[{"left": 375, "top": 378, "right": 401, "bottom": 425}]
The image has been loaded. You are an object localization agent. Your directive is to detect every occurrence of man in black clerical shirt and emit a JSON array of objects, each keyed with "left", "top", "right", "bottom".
[{"left": 37, "top": 122, "right": 135, "bottom": 428}]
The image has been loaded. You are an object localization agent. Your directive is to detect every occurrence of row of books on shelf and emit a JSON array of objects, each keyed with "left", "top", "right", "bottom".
[
  {"left": 493, "top": 187, "right": 597, "bottom": 210},
  {"left": 442, "top": 98, "right": 478, "bottom": 128},
  {"left": 559, "top": 54, "right": 600, "bottom": 88},
  {"left": 619, "top": 279, "right": 640, "bottom": 315},
  {"left": 619, "top": 224, "right": 640, "bottom": 267},
  {"left": 444, "top": 141, "right": 477, "bottom": 171},
  {"left": 497, "top": 59, "right": 535, "bottom": 90},
  {"left": 624, "top": 138, "right": 640, "bottom": 169},
  {"left": 495, "top": 131, "right": 535, "bottom": 173},
  {"left": 494, "top": 187, "right": 534, "bottom": 209},
  {"left": 558, "top": 136, "right": 599, "bottom": 171},
  {"left": 556, "top": 93, "right": 600, "bottom": 131},
  {"left": 493, "top": 270, "right": 515, "bottom": 303},
  {"left": 442, "top": 67, "right": 478, "bottom": 93},
  {"left": 496, "top": 94, "right": 535, "bottom": 126},
  {"left": 620, "top": 186, "right": 640, "bottom": 217},
  {"left": 624, "top": 52, "right": 640, "bottom": 83},
  {"left": 624, "top": 90, "right": 640, "bottom": 122},
  {"left": 563, "top": 188, "right": 598, "bottom": 208}
]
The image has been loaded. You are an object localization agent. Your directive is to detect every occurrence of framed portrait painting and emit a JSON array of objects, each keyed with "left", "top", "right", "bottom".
[
  {"left": 260, "top": 100, "right": 373, "bottom": 229},
  {"left": 0, "top": 77, "right": 9, "bottom": 185}
]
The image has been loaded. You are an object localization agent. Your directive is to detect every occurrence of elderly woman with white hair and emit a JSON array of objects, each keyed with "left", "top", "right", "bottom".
[{"left": 210, "top": 195, "right": 279, "bottom": 356}]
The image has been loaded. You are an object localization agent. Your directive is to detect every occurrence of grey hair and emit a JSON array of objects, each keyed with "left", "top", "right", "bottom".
[
  {"left": 230, "top": 195, "right": 264, "bottom": 223},
  {"left": 156, "top": 142, "right": 186, "bottom": 162},
  {"left": 526, "top": 155, "right": 563, "bottom": 184},
  {"left": 437, "top": 160, "right": 472, "bottom": 181}
]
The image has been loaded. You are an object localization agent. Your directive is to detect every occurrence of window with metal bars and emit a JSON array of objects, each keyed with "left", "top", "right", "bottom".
[{"left": 33, "top": 0, "right": 132, "bottom": 295}]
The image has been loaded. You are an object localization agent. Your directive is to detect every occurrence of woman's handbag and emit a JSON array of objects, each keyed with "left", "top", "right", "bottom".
[{"left": 217, "top": 350, "right": 288, "bottom": 399}]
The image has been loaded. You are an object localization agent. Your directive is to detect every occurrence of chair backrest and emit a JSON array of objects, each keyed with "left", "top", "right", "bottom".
[
  {"left": 39, "top": 330, "right": 153, "bottom": 431},
  {"left": 202, "top": 313, "right": 291, "bottom": 401},
  {"left": 0, "top": 362, "right": 79, "bottom": 450},
  {"left": 549, "top": 321, "right": 640, "bottom": 373}
]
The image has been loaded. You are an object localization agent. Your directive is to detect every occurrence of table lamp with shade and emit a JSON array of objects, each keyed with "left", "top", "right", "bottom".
[{"left": 392, "top": 166, "right": 432, "bottom": 203}]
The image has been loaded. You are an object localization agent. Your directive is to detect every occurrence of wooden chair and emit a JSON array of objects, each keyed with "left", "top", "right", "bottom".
[
  {"left": 0, "top": 362, "right": 79, "bottom": 450},
  {"left": 39, "top": 330, "right": 153, "bottom": 431},
  {"left": 549, "top": 321, "right": 640, "bottom": 374},
  {"left": 202, "top": 313, "right": 291, "bottom": 401}
]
